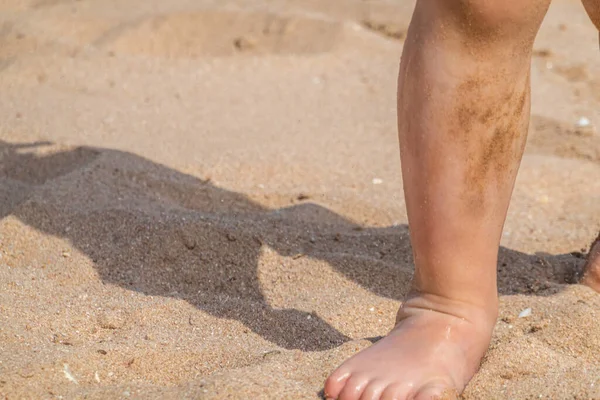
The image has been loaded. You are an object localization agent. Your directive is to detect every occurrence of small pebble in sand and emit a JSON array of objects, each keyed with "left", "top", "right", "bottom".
[
  {"left": 18, "top": 368, "right": 34, "bottom": 379},
  {"left": 98, "top": 310, "right": 125, "bottom": 330},
  {"left": 576, "top": 117, "right": 591, "bottom": 128},
  {"left": 518, "top": 308, "right": 532, "bottom": 318},
  {"left": 233, "top": 36, "right": 256, "bottom": 51},
  {"left": 263, "top": 350, "right": 281, "bottom": 360},
  {"left": 575, "top": 117, "right": 595, "bottom": 137},
  {"left": 63, "top": 364, "right": 78, "bottom": 384},
  {"left": 181, "top": 232, "right": 197, "bottom": 249},
  {"left": 372, "top": 178, "right": 383, "bottom": 185}
]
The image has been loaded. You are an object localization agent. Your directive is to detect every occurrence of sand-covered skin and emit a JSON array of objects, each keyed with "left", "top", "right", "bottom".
[{"left": 0, "top": 0, "right": 599, "bottom": 398}]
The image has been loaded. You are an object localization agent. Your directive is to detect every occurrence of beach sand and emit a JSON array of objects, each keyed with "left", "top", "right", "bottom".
[{"left": 0, "top": 0, "right": 599, "bottom": 398}]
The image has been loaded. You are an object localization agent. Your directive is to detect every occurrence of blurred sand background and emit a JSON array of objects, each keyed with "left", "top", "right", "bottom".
[{"left": 0, "top": 0, "right": 599, "bottom": 398}]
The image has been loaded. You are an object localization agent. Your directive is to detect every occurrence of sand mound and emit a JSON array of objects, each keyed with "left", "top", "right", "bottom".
[{"left": 101, "top": 11, "right": 343, "bottom": 57}]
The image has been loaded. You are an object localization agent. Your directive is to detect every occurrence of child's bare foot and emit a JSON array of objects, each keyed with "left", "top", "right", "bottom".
[
  {"left": 324, "top": 295, "right": 495, "bottom": 400},
  {"left": 582, "top": 233, "right": 600, "bottom": 293}
]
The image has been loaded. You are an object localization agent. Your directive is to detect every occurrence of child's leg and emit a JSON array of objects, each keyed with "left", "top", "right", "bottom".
[
  {"left": 582, "top": 0, "right": 600, "bottom": 30},
  {"left": 325, "top": 1, "right": 552, "bottom": 399},
  {"left": 584, "top": 233, "right": 600, "bottom": 292}
]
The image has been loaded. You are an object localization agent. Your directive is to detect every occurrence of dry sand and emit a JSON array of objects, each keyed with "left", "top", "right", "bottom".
[{"left": 0, "top": 0, "right": 599, "bottom": 398}]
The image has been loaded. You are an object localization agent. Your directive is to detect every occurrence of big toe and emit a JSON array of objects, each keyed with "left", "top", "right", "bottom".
[{"left": 324, "top": 368, "right": 351, "bottom": 399}]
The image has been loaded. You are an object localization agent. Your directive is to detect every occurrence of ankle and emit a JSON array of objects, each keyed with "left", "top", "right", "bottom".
[
  {"left": 398, "top": 291, "right": 498, "bottom": 328},
  {"left": 407, "top": 274, "right": 499, "bottom": 315}
]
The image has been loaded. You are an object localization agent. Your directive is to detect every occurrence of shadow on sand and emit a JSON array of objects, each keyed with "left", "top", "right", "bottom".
[{"left": 0, "top": 140, "right": 588, "bottom": 351}]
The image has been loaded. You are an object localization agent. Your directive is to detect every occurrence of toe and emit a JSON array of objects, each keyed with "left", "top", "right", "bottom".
[
  {"left": 359, "top": 380, "right": 387, "bottom": 400},
  {"left": 380, "top": 383, "right": 411, "bottom": 400},
  {"left": 324, "top": 368, "right": 351, "bottom": 399},
  {"left": 337, "top": 375, "right": 370, "bottom": 400}
]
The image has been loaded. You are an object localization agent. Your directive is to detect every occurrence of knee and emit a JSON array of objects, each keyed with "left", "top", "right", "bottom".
[{"left": 419, "top": 0, "right": 551, "bottom": 37}]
